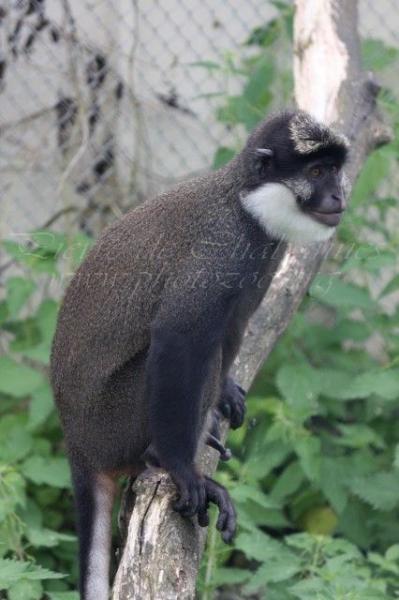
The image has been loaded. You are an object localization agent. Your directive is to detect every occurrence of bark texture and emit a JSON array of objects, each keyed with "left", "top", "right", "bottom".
[{"left": 112, "top": 2, "right": 390, "bottom": 598}]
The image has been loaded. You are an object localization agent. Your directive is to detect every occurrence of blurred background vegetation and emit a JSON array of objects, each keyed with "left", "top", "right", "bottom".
[{"left": 1, "top": 2, "right": 399, "bottom": 598}]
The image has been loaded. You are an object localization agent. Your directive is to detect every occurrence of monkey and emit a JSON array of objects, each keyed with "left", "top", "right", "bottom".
[{"left": 50, "top": 110, "right": 349, "bottom": 599}]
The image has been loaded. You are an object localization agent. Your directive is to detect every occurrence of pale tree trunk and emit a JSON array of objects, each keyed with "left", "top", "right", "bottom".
[{"left": 112, "top": 1, "right": 390, "bottom": 598}]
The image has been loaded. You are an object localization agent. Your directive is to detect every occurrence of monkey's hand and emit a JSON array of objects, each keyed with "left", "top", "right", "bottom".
[
  {"left": 218, "top": 376, "right": 246, "bottom": 429},
  {"left": 172, "top": 467, "right": 236, "bottom": 543}
]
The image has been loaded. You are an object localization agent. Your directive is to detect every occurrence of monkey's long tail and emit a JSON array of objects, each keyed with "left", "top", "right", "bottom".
[{"left": 72, "top": 467, "right": 116, "bottom": 600}]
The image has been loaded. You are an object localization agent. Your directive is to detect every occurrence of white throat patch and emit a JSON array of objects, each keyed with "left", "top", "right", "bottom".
[{"left": 241, "top": 182, "right": 335, "bottom": 244}]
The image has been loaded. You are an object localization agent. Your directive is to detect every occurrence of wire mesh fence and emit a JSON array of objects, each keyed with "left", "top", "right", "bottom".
[{"left": 0, "top": 0, "right": 398, "bottom": 242}]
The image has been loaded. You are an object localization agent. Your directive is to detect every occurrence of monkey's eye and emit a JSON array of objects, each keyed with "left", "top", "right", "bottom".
[
  {"left": 331, "top": 165, "right": 338, "bottom": 174},
  {"left": 310, "top": 166, "right": 322, "bottom": 178}
]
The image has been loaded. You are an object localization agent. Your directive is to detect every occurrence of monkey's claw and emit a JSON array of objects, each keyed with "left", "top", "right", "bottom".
[
  {"left": 206, "top": 432, "right": 232, "bottom": 461},
  {"left": 219, "top": 377, "right": 246, "bottom": 429},
  {"left": 204, "top": 477, "right": 236, "bottom": 543},
  {"left": 171, "top": 469, "right": 236, "bottom": 543}
]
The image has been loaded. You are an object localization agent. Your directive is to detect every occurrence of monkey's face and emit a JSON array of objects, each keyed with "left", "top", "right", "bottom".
[
  {"left": 241, "top": 154, "right": 348, "bottom": 245},
  {"left": 288, "top": 157, "right": 347, "bottom": 227}
]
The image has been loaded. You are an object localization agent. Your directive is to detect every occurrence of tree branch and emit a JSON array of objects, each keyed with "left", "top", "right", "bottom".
[{"left": 112, "top": 2, "right": 390, "bottom": 598}]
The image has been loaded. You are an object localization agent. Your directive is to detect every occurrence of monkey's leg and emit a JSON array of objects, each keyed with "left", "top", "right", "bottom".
[
  {"left": 218, "top": 376, "right": 246, "bottom": 429},
  {"left": 72, "top": 466, "right": 116, "bottom": 600}
]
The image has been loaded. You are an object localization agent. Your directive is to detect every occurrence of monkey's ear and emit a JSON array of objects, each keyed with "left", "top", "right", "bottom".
[
  {"left": 255, "top": 147, "right": 273, "bottom": 173},
  {"left": 256, "top": 148, "right": 273, "bottom": 158}
]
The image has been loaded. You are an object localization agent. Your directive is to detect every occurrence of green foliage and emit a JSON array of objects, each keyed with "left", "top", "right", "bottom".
[
  {"left": 0, "top": 230, "right": 91, "bottom": 596},
  {"left": 193, "top": 1, "right": 293, "bottom": 169},
  {"left": 198, "top": 13, "right": 399, "bottom": 600}
]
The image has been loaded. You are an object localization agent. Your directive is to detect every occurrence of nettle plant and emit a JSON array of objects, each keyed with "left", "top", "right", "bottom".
[
  {"left": 197, "top": 7, "right": 399, "bottom": 600},
  {"left": 0, "top": 231, "right": 91, "bottom": 599}
]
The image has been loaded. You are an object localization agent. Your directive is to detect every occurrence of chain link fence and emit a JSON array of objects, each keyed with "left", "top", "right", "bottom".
[{"left": 0, "top": 0, "right": 398, "bottom": 241}]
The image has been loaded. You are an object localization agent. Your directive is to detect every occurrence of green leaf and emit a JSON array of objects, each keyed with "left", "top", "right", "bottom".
[
  {"left": 235, "top": 530, "right": 297, "bottom": 564},
  {"left": 313, "top": 368, "right": 353, "bottom": 400},
  {"left": 294, "top": 436, "right": 321, "bottom": 481},
  {"left": 27, "top": 527, "right": 75, "bottom": 548},
  {"left": 31, "top": 230, "right": 67, "bottom": 255},
  {"left": 230, "top": 484, "right": 281, "bottom": 509},
  {"left": 271, "top": 461, "right": 305, "bottom": 500},
  {"left": 243, "top": 54, "right": 274, "bottom": 109},
  {"left": 29, "top": 383, "right": 54, "bottom": 430},
  {"left": 350, "top": 149, "right": 390, "bottom": 207},
  {"left": 4, "top": 318, "right": 42, "bottom": 352},
  {"left": 21, "top": 456, "right": 70, "bottom": 488},
  {"left": 0, "top": 300, "right": 9, "bottom": 325},
  {"left": 0, "top": 357, "right": 44, "bottom": 397},
  {"left": 342, "top": 370, "right": 399, "bottom": 401},
  {"left": 320, "top": 458, "right": 348, "bottom": 514},
  {"left": 276, "top": 364, "right": 319, "bottom": 421},
  {"left": 309, "top": 275, "right": 374, "bottom": 310},
  {"left": 212, "top": 146, "right": 236, "bottom": 169},
  {"left": 0, "top": 415, "right": 33, "bottom": 462},
  {"left": 19, "top": 300, "right": 59, "bottom": 364},
  {"left": 362, "top": 38, "right": 399, "bottom": 71},
  {"left": 386, "top": 544, "right": 399, "bottom": 561},
  {"left": 380, "top": 273, "right": 399, "bottom": 298},
  {"left": 349, "top": 471, "right": 399, "bottom": 511},
  {"left": 8, "top": 579, "right": 42, "bottom": 600},
  {"left": 2, "top": 241, "right": 58, "bottom": 274},
  {"left": 251, "top": 558, "right": 301, "bottom": 585},
  {"left": 336, "top": 424, "right": 385, "bottom": 449},
  {"left": 289, "top": 578, "right": 328, "bottom": 599},
  {"left": 0, "top": 560, "right": 28, "bottom": 588},
  {"left": 6, "top": 278, "right": 36, "bottom": 319},
  {"left": 35, "top": 300, "right": 58, "bottom": 345},
  {"left": 0, "top": 559, "right": 63, "bottom": 587},
  {"left": 246, "top": 20, "right": 281, "bottom": 47},
  {"left": 244, "top": 440, "right": 292, "bottom": 479},
  {"left": 0, "top": 469, "right": 26, "bottom": 520}
]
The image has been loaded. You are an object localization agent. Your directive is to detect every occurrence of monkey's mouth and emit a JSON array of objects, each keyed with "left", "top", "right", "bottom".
[{"left": 307, "top": 209, "right": 344, "bottom": 227}]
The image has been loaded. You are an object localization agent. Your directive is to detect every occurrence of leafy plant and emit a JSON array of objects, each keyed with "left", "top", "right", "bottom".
[
  {"left": 198, "top": 7, "right": 399, "bottom": 600},
  {"left": 0, "top": 230, "right": 91, "bottom": 598}
]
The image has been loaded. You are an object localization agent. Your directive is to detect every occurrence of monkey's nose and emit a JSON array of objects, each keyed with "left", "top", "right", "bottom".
[{"left": 331, "top": 194, "right": 346, "bottom": 211}]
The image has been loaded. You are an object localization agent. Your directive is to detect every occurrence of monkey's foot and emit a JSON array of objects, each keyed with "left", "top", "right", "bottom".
[
  {"left": 218, "top": 377, "right": 246, "bottom": 429},
  {"left": 171, "top": 468, "right": 236, "bottom": 543}
]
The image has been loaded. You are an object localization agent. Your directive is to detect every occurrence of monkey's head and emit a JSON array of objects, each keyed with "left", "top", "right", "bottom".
[{"left": 239, "top": 110, "right": 350, "bottom": 244}]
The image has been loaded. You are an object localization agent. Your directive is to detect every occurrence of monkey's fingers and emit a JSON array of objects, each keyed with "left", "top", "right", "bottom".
[
  {"left": 219, "top": 379, "right": 247, "bottom": 430},
  {"left": 209, "top": 409, "right": 223, "bottom": 439},
  {"left": 229, "top": 385, "right": 246, "bottom": 430},
  {"left": 204, "top": 477, "right": 236, "bottom": 544},
  {"left": 197, "top": 502, "right": 210, "bottom": 527},
  {"left": 206, "top": 433, "right": 232, "bottom": 461},
  {"left": 172, "top": 471, "right": 206, "bottom": 518}
]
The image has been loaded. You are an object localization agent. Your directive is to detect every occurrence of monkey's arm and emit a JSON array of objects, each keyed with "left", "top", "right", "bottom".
[{"left": 144, "top": 290, "right": 236, "bottom": 540}]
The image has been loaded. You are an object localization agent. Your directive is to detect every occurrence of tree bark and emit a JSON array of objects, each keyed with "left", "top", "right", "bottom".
[{"left": 112, "top": 2, "right": 390, "bottom": 598}]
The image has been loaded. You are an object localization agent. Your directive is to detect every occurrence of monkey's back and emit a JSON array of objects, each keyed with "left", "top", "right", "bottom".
[{"left": 50, "top": 172, "right": 241, "bottom": 469}]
